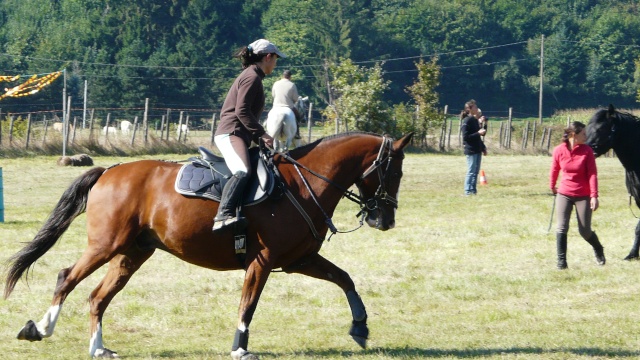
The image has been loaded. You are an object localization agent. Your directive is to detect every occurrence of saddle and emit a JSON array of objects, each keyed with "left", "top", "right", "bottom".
[{"left": 174, "top": 146, "right": 275, "bottom": 205}]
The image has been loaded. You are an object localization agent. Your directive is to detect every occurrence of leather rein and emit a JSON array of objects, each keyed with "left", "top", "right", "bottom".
[{"left": 270, "top": 136, "right": 398, "bottom": 241}]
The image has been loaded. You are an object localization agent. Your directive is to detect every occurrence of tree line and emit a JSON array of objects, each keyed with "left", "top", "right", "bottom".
[{"left": 1, "top": 0, "right": 639, "bottom": 137}]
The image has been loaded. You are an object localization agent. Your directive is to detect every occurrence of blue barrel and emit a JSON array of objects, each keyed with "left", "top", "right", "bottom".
[{"left": 0, "top": 167, "right": 4, "bottom": 222}]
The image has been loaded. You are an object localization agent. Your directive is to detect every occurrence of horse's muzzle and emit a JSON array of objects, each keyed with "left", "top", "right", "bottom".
[{"left": 366, "top": 212, "right": 395, "bottom": 231}]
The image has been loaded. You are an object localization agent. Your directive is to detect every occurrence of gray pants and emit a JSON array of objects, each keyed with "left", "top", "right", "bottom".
[{"left": 556, "top": 193, "right": 593, "bottom": 239}]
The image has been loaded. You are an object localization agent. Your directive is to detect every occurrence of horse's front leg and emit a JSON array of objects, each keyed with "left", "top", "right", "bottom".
[
  {"left": 282, "top": 253, "right": 369, "bottom": 349},
  {"left": 624, "top": 219, "right": 640, "bottom": 260},
  {"left": 231, "top": 256, "right": 273, "bottom": 360}
]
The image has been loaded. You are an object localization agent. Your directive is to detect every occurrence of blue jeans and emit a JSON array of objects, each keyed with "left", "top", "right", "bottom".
[{"left": 465, "top": 153, "right": 482, "bottom": 195}]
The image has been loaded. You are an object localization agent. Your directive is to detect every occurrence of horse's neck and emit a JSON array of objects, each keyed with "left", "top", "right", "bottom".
[
  {"left": 292, "top": 138, "right": 377, "bottom": 200},
  {"left": 614, "top": 119, "right": 640, "bottom": 171}
]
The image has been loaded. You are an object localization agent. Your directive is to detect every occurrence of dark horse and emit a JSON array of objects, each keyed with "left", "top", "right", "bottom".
[
  {"left": 587, "top": 104, "right": 640, "bottom": 260},
  {"left": 3, "top": 132, "right": 413, "bottom": 359}
]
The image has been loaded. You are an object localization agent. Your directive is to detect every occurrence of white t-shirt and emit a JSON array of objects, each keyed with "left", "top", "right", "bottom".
[{"left": 272, "top": 78, "right": 299, "bottom": 108}]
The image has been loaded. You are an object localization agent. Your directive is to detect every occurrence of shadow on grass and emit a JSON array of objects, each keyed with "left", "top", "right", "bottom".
[{"left": 136, "top": 346, "right": 640, "bottom": 358}]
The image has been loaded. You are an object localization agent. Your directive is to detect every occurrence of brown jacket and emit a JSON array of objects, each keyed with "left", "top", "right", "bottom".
[{"left": 215, "top": 64, "right": 267, "bottom": 146}]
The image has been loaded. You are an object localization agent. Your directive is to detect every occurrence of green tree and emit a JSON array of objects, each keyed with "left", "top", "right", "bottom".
[
  {"left": 263, "top": 0, "right": 359, "bottom": 107},
  {"left": 405, "top": 58, "right": 445, "bottom": 147},
  {"left": 323, "top": 59, "right": 391, "bottom": 134}
]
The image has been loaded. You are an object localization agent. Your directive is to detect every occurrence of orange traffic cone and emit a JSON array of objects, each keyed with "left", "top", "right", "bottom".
[{"left": 479, "top": 170, "right": 488, "bottom": 185}]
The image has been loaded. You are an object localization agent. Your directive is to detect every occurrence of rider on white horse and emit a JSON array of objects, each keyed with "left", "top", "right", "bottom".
[{"left": 272, "top": 69, "right": 303, "bottom": 139}]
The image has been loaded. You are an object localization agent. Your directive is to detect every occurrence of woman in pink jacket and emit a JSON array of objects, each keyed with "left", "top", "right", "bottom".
[{"left": 549, "top": 121, "right": 605, "bottom": 269}]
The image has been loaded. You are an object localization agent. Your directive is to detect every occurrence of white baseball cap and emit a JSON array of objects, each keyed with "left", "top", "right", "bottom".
[{"left": 248, "top": 39, "right": 287, "bottom": 58}]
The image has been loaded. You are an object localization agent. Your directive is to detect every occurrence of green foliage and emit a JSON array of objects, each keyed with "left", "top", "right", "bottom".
[
  {"left": 323, "top": 59, "right": 391, "bottom": 134},
  {"left": 405, "top": 58, "right": 445, "bottom": 141},
  {"left": 2, "top": 154, "right": 640, "bottom": 359},
  {"left": 0, "top": 1, "right": 639, "bottom": 118},
  {"left": 1, "top": 116, "right": 28, "bottom": 138}
]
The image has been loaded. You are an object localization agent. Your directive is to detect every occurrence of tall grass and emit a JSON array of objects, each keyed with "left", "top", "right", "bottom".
[{"left": 1, "top": 150, "right": 640, "bottom": 359}]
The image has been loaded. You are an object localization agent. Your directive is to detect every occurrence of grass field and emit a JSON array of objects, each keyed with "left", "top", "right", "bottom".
[{"left": 1, "top": 151, "right": 640, "bottom": 359}]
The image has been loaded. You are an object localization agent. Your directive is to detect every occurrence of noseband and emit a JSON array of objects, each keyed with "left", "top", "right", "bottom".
[{"left": 273, "top": 136, "right": 399, "bottom": 241}]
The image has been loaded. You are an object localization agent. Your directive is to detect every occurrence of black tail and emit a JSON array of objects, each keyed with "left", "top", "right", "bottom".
[{"left": 4, "top": 167, "right": 106, "bottom": 299}]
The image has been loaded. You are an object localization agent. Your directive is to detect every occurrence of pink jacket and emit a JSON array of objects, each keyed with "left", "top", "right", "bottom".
[{"left": 549, "top": 142, "right": 598, "bottom": 198}]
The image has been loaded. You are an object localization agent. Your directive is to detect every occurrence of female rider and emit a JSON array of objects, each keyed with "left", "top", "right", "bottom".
[{"left": 212, "top": 39, "right": 284, "bottom": 231}]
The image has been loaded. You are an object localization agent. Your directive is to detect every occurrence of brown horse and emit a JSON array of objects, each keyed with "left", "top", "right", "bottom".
[{"left": 4, "top": 132, "right": 413, "bottom": 359}]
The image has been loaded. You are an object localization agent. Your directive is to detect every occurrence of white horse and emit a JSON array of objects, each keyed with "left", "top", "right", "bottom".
[
  {"left": 52, "top": 122, "right": 74, "bottom": 133},
  {"left": 176, "top": 124, "right": 189, "bottom": 137},
  {"left": 120, "top": 120, "right": 132, "bottom": 135},
  {"left": 265, "top": 106, "right": 298, "bottom": 152},
  {"left": 102, "top": 126, "right": 117, "bottom": 135}
]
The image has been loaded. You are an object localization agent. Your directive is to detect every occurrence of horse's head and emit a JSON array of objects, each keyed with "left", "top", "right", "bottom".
[
  {"left": 586, "top": 104, "right": 617, "bottom": 157},
  {"left": 357, "top": 133, "right": 413, "bottom": 231},
  {"left": 296, "top": 96, "right": 309, "bottom": 121}
]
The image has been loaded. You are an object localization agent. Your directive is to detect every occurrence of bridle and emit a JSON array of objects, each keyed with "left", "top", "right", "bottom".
[
  {"left": 589, "top": 111, "right": 618, "bottom": 156},
  {"left": 272, "top": 136, "right": 399, "bottom": 241}
]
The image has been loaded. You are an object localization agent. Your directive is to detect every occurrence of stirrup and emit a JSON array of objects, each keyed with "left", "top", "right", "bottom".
[{"left": 212, "top": 216, "right": 247, "bottom": 232}]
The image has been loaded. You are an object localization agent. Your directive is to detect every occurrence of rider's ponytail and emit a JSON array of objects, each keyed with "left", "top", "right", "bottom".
[{"left": 233, "top": 46, "right": 267, "bottom": 69}]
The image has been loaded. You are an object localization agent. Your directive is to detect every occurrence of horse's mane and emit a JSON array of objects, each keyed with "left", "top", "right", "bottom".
[
  {"left": 286, "top": 131, "right": 384, "bottom": 158},
  {"left": 615, "top": 110, "right": 640, "bottom": 123}
]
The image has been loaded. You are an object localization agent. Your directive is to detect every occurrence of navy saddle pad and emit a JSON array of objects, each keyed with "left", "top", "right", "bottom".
[{"left": 174, "top": 146, "right": 274, "bottom": 206}]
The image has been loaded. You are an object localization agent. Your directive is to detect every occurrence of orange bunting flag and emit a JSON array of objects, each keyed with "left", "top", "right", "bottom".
[{"left": 0, "top": 71, "right": 62, "bottom": 100}]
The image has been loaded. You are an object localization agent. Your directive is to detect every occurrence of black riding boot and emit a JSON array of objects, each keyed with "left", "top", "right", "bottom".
[
  {"left": 585, "top": 232, "right": 606, "bottom": 266},
  {"left": 294, "top": 109, "right": 302, "bottom": 139},
  {"left": 556, "top": 233, "right": 568, "bottom": 270},
  {"left": 212, "top": 171, "right": 249, "bottom": 232}
]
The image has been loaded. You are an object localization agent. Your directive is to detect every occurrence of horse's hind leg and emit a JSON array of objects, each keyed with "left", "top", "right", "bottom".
[
  {"left": 88, "top": 246, "right": 155, "bottom": 358},
  {"left": 624, "top": 220, "right": 640, "bottom": 260},
  {"left": 282, "top": 254, "right": 369, "bottom": 349},
  {"left": 17, "top": 245, "right": 113, "bottom": 342}
]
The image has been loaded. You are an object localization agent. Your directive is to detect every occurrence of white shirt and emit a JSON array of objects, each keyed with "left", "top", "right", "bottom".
[{"left": 272, "top": 78, "right": 299, "bottom": 108}]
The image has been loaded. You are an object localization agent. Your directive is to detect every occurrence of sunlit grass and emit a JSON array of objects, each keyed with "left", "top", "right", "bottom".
[{"left": 1, "top": 152, "right": 640, "bottom": 359}]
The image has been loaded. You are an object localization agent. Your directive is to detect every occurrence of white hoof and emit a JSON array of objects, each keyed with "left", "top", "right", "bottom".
[
  {"left": 93, "top": 348, "right": 119, "bottom": 358},
  {"left": 231, "top": 348, "right": 259, "bottom": 360}
]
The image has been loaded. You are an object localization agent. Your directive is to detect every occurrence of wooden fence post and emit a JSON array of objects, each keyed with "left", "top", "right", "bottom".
[
  {"left": 89, "top": 109, "right": 95, "bottom": 141},
  {"left": 166, "top": 109, "right": 171, "bottom": 141},
  {"left": 143, "top": 98, "right": 149, "bottom": 144},
  {"left": 8, "top": 115, "right": 15, "bottom": 144},
  {"left": 507, "top": 107, "right": 513, "bottom": 149},
  {"left": 104, "top": 113, "right": 111, "bottom": 142},
  {"left": 540, "top": 128, "right": 547, "bottom": 148},
  {"left": 532, "top": 121, "right": 537, "bottom": 146},
  {"left": 42, "top": 115, "right": 48, "bottom": 145},
  {"left": 131, "top": 116, "right": 139, "bottom": 146},
  {"left": 25, "top": 113, "right": 32, "bottom": 149},
  {"left": 439, "top": 105, "right": 448, "bottom": 152},
  {"left": 72, "top": 116, "right": 78, "bottom": 144},
  {"left": 160, "top": 114, "right": 166, "bottom": 140},
  {"left": 184, "top": 115, "right": 189, "bottom": 142},
  {"left": 447, "top": 118, "right": 452, "bottom": 150},
  {"left": 177, "top": 111, "right": 184, "bottom": 141},
  {"left": 64, "top": 96, "right": 72, "bottom": 153}
]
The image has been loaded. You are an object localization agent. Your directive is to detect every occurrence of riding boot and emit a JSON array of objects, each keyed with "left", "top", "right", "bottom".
[
  {"left": 294, "top": 123, "right": 301, "bottom": 139},
  {"left": 585, "top": 232, "right": 606, "bottom": 266},
  {"left": 556, "top": 233, "right": 568, "bottom": 270},
  {"left": 212, "top": 171, "right": 249, "bottom": 232},
  {"left": 293, "top": 108, "right": 302, "bottom": 139}
]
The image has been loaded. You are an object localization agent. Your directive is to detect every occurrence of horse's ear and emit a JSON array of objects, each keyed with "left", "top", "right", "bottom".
[
  {"left": 394, "top": 132, "right": 414, "bottom": 151},
  {"left": 608, "top": 104, "right": 616, "bottom": 116}
]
